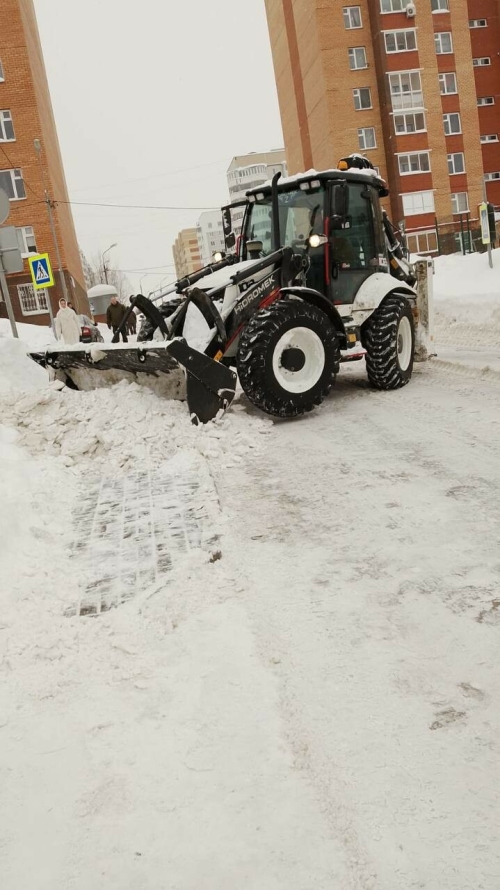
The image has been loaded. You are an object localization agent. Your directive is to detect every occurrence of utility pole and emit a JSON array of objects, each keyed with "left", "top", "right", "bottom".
[
  {"left": 102, "top": 243, "right": 117, "bottom": 285},
  {"left": 33, "top": 138, "right": 70, "bottom": 308}
]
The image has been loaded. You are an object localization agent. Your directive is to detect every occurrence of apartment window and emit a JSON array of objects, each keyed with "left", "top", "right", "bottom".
[
  {"left": 435, "top": 32, "right": 453, "bottom": 54},
  {"left": 432, "top": 0, "right": 449, "bottom": 9},
  {"left": 402, "top": 191, "right": 435, "bottom": 216},
  {"left": 394, "top": 111, "right": 426, "bottom": 134},
  {"left": 389, "top": 71, "right": 423, "bottom": 110},
  {"left": 443, "top": 112, "right": 461, "bottom": 135},
  {"left": 0, "top": 110, "right": 15, "bottom": 142},
  {"left": 447, "top": 152, "right": 465, "bottom": 174},
  {"left": 478, "top": 97, "right": 495, "bottom": 106},
  {"left": 17, "top": 283, "right": 48, "bottom": 316},
  {"left": 353, "top": 87, "right": 372, "bottom": 110},
  {"left": 384, "top": 30, "right": 417, "bottom": 53},
  {"left": 343, "top": 7, "right": 362, "bottom": 28},
  {"left": 358, "top": 127, "right": 376, "bottom": 149},
  {"left": 407, "top": 230, "right": 439, "bottom": 253},
  {"left": 451, "top": 192, "right": 469, "bottom": 213},
  {"left": 484, "top": 172, "right": 500, "bottom": 181},
  {"left": 380, "top": 0, "right": 412, "bottom": 11},
  {"left": 439, "top": 72, "right": 457, "bottom": 94},
  {"left": 469, "top": 19, "right": 487, "bottom": 28},
  {"left": 0, "top": 168, "right": 26, "bottom": 200},
  {"left": 473, "top": 58, "right": 491, "bottom": 66},
  {"left": 398, "top": 151, "right": 431, "bottom": 174},
  {"left": 348, "top": 47, "right": 367, "bottom": 69},
  {"left": 0, "top": 60, "right": 4, "bottom": 82},
  {"left": 480, "top": 134, "right": 499, "bottom": 143},
  {"left": 16, "top": 226, "right": 37, "bottom": 256}
]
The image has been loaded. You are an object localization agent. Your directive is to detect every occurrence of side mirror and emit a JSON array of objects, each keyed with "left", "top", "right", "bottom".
[
  {"left": 225, "top": 232, "right": 236, "bottom": 249},
  {"left": 333, "top": 183, "right": 349, "bottom": 218}
]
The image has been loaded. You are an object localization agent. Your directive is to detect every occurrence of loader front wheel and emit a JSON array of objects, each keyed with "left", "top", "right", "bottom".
[
  {"left": 362, "top": 295, "right": 415, "bottom": 390},
  {"left": 137, "top": 297, "right": 183, "bottom": 342},
  {"left": 237, "top": 299, "right": 340, "bottom": 418}
]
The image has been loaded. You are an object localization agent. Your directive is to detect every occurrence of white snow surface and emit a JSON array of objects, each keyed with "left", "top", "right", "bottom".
[{"left": 0, "top": 251, "right": 499, "bottom": 888}]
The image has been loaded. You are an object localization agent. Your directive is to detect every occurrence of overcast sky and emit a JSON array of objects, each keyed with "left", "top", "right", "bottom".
[{"left": 34, "top": 0, "right": 284, "bottom": 293}]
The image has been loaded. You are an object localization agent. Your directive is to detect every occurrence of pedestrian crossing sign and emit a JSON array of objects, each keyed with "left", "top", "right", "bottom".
[{"left": 28, "top": 253, "right": 54, "bottom": 290}]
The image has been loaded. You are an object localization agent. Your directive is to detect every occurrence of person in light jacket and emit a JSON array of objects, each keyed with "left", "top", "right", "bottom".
[{"left": 55, "top": 298, "right": 81, "bottom": 344}]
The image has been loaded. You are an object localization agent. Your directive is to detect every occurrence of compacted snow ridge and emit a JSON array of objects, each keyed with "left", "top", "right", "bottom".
[{"left": 0, "top": 250, "right": 499, "bottom": 889}]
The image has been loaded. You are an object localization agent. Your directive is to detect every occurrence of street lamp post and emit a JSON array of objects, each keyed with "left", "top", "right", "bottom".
[
  {"left": 33, "top": 138, "right": 67, "bottom": 328},
  {"left": 102, "top": 243, "right": 117, "bottom": 284}
]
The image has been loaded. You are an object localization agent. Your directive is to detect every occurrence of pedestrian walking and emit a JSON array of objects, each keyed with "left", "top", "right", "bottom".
[
  {"left": 127, "top": 300, "right": 137, "bottom": 336},
  {"left": 106, "top": 295, "right": 128, "bottom": 343},
  {"left": 55, "top": 298, "right": 81, "bottom": 345}
]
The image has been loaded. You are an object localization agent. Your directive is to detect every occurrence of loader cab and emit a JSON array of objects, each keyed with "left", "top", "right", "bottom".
[{"left": 241, "top": 168, "right": 389, "bottom": 306}]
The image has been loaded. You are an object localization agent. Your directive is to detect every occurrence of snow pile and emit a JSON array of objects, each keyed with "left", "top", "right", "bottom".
[
  {"left": 0, "top": 317, "right": 55, "bottom": 349},
  {"left": 0, "top": 336, "right": 48, "bottom": 394},
  {"left": 432, "top": 249, "right": 500, "bottom": 362},
  {"left": 0, "top": 379, "right": 271, "bottom": 470}
]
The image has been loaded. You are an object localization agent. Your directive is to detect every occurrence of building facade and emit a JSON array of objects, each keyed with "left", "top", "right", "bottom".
[
  {"left": 265, "top": 0, "right": 500, "bottom": 253},
  {"left": 172, "top": 228, "right": 202, "bottom": 278},
  {"left": 227, "top": 150, "right": 288, "bottom": 235},
  {"left": 196, "top": 210, "right": 225, "bottom": 265},
  {"left": 0, "top": 0, "right": 88, "bottom": 325}
]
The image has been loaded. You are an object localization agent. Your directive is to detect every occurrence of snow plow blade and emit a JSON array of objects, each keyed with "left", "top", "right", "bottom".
[{"left": 29, "top": 339, "right": 237, "bottom": 424}]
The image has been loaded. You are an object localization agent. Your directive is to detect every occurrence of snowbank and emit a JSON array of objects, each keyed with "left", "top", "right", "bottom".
[
  {"left": 432, "top": 249, "right": 500, "bottom": 354},
  {"left": 0, "top": 337, "right": 48, "bottom": 394},
  {"left": 0, "top": 317, "right": 55, "bottom": 349}
]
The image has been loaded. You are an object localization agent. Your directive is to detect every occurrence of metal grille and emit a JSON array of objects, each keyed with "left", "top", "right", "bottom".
[{"left": 17, "top": 283, "right": 48, "bottom": 315}]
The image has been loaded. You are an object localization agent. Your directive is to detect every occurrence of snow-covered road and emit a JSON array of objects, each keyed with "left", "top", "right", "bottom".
[{"left": 1, "top": 249, "right": 499, "bottom": 889}]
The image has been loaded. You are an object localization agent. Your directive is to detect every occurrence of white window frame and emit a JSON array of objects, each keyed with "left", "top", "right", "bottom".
[
  {"left": 443, "top": 112, "right": 461, "bottom": 135},
  {"left": 438, "top": 72, "right": 457, "bottom": 95},
  {"left": 478, "top": 97, "right": 495, "bottom": 106},
  {"left": 406, "top": 229, "right": 439, "bottom": 254},
  {"left": 480, "top": 134, "right": 499, "bottom": 143},
  {"left": 358, "top": 127, "right": 377, "bottom": 150},
  {"left": 402, "top": 191, "right": 435, "bottom": 216},
  {"left": 397, "top": 151, "right": 431, "bottom": 175},
  {"left": 0, "top": 110, "right": 15, "bottom": 143},
  {"left": 17, "top": 283, "right": 49, "bottom": 316},
  {"left": 380, "top": 0, "right": 412, "bottom": 11},
  {"left": 473, "top": 58, "right": 491, "bottom": 66},
  {"left": 16, "top": 226, "right": 37, "bottom": 257},
  {"left": 469, "top": 19, "right": 487, "bottom": 28},
  {"left": 348, "top": 46, "right": 368, "bottom": 69},
  {"left": 353, "top": 87, "right": 372, "bottom": 110},
  {"left": 343, "top": 6, "right": 362, "bottom": 29},
  {"left": 388, "top": 70, "right": 423, "bottom": 110},
  {"left": 451, "top": 192, "right": 469, "bottom": 214},
  {"left": 431, "top": 0, "right": 449, "bottom": 10},
  {"left": 435, "top": 32, "right": 453, "bottom": 54},
  {"left": 394, "top": 111, "right": 426, "bottom": 135},
  {"left": 0, "top": 60, "right": 4, "bottom": 82},
  {"left": 484, "top": 172, "right": 500, "bottom": 181},
  {"left": 0, "top": 168, "right": 26, "bottom": 200},
  {"left": 447, "top": 152, "right": 465, "bottom": 175},
  {"left": 384, "top": 30, "right": 417, "bottom": 54}
]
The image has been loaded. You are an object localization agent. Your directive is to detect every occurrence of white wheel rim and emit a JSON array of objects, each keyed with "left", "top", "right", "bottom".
[
  {"left": 272, "top": 326, "right": 326, "bottom": 393},
  {"left": 397, "top": 315, "right": 412, "bottom": 371}
]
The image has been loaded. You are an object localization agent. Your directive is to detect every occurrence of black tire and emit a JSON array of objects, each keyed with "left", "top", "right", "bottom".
[
  {"left": 137, "top": 297, "right": 183, "bottom": 342},
  {"left": 236, "top": 298, "right": 340, "bottom": 418},
  {"left": 362, "top": 295, "right": 415, "bottom": 390}
]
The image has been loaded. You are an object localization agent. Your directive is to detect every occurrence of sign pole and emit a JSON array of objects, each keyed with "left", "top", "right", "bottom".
[
  {"left": 0, "top": 254, "right": 18, "bottom": 338},
  {"left": 482, "top": 179, "right": 493, "bottom": 269}
]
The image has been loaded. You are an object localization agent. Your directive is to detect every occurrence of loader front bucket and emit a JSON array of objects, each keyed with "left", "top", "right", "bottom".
[{"left": 29, "top": 339, "right": 237, "bottom": 424}]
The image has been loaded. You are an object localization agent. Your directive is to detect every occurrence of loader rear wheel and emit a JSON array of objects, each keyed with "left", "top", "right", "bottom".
[
  {"left": 137, "top": 298, "right": 183, "bottom": 342},
  {"left": 237, "top": 298, "right": 340, "bottom": 418},
  {"left": 362, "top": 295, "right": 415, "bottom": 390}
]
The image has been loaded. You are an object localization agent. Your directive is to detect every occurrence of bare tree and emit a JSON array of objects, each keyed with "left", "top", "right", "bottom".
[{"left": 79, "top": 248, "right": 132, "bottom": 302}]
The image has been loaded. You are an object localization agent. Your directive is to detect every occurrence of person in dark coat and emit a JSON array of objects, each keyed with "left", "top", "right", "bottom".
[
  {"left": 127, "top": 297, "right": 137, "bottom": 335},
  {"left": 106, "top": 295, "right": 128, "bottom": 342}
]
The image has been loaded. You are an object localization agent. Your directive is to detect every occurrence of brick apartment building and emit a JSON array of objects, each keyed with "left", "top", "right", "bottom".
[
  {"left": 0, "top": 0, "right": 88, "bottom": 326},
  {"left": 172, "top": 228, "right": 202, "bottom": 278},
  {"left": 265, "top": 0, "right": 500, "bottom": 254}
]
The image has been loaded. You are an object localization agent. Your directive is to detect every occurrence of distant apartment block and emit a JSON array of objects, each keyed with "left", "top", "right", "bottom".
[
  {"left": 227, "top": 149, "right": 288, "bottom": 235},
  {"left": 196, "top": 210, "right": 225, "bottom": 265},
  {"left": 172, "top": 228, "right": 202, "bottom": 278}
]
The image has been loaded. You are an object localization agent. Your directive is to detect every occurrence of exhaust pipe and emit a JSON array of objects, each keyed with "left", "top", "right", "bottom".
[{"left": 271, "top": 171, "right": 282, "bottom": 252}]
